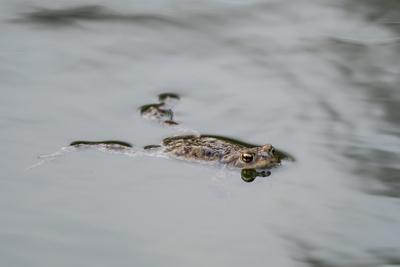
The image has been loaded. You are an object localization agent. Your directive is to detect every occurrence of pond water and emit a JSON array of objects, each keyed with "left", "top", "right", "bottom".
[{"left": 1, "top": 0, "right": 400, "bottom": 266}]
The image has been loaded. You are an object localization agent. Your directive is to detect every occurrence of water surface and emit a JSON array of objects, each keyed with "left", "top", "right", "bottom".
[{"left": 1, "top": 0, "right": 399, "bottom": 266}]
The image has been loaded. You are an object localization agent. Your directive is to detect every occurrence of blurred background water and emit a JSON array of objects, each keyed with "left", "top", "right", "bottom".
[{"left": 1, "top": 0, "right": 400, "bottom": 266}]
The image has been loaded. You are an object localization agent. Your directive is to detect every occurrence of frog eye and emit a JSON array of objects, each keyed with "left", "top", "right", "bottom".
[
  {"left": 270, "top": 147, "right": 275, "bottom": 155},
  {"left": 241, "top": 153, "right": 254, "bottom": 163}
]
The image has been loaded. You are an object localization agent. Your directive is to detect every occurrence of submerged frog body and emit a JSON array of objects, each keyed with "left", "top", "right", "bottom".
[
  {"left": 148, "top": 135, "right": 280, "bottom": 169},
  {"left": 64, "top": 93, "right": 292, "bottom": 183},
  {"left": 139, "top": 93, "right": 180, "bottom": 125}
]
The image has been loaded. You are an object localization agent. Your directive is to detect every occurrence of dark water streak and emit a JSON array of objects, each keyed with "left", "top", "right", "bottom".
[
  {"left": 13, "top": 5, "right": 185, "bottom": 28},
  {"left": 1, "top": 1, "right": 400, "bottom": 267},
  {"left": 325, "top": 34, "right": 400, "bottom": 197}
]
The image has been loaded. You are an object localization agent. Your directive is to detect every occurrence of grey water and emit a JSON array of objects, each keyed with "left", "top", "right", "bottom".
[{"left": 1, "top": 0, "right": 400, "bottom": 266}]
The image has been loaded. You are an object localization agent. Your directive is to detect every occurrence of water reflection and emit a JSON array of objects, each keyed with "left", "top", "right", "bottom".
[
  {"left": 322, "top": 30, "right": 400, "bottom": 198},
  {"left": 14, "top": 5, "right": 184, "bottom": 28},
  {"left": 347, "top": 0, "right": 400, "bottom": 34},
  {"left": 1, "top": 0, "right": 400, "bottom": 266},
  {"left": 240, "top": 168, "right": 270, "bottom": 183}
]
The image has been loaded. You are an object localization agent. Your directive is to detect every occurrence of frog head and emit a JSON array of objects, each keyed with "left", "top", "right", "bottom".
[{"left": 227, "top": 144, "right": 281, "bottom": 169}]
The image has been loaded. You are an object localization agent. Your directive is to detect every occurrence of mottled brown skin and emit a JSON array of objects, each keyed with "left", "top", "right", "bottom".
[
  {"left": 140, "top": 103, "right": 173, "bottom": 121},
  {"left": 68, "top": 93, "right": 287, "bottom": 182},
  {"left": 160, "top": 135, "right": 280, "bottom": 169},
  {"left": 139, "top": 93, "right": 181, "bottom": 125}
]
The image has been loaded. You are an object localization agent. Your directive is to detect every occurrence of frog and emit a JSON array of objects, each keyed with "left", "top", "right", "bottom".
[
  {"left": 68, "top": 93, "right": 292, "bottom": 182},
  {"left": 149, "top": 134, "right": 282, "bottom": 182},
  {"left": 145, "top": 134, "right": 280, "bottom": 168}
]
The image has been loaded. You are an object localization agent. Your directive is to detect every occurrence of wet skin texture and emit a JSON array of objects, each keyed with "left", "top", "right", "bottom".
[
  {"left": 139, "top": 93, "right": 180, "bottom": 125},
  {"left": 71, "top": 93, "right": 292, "bottom": 182},
  {"left": 159, "top": 135, "right": 280, "bottom": 169}
]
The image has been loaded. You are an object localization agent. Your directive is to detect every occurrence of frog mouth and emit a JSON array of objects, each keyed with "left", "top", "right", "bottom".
[{"left": 249, "top": 158, "right": 280, "bottom": 170}]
